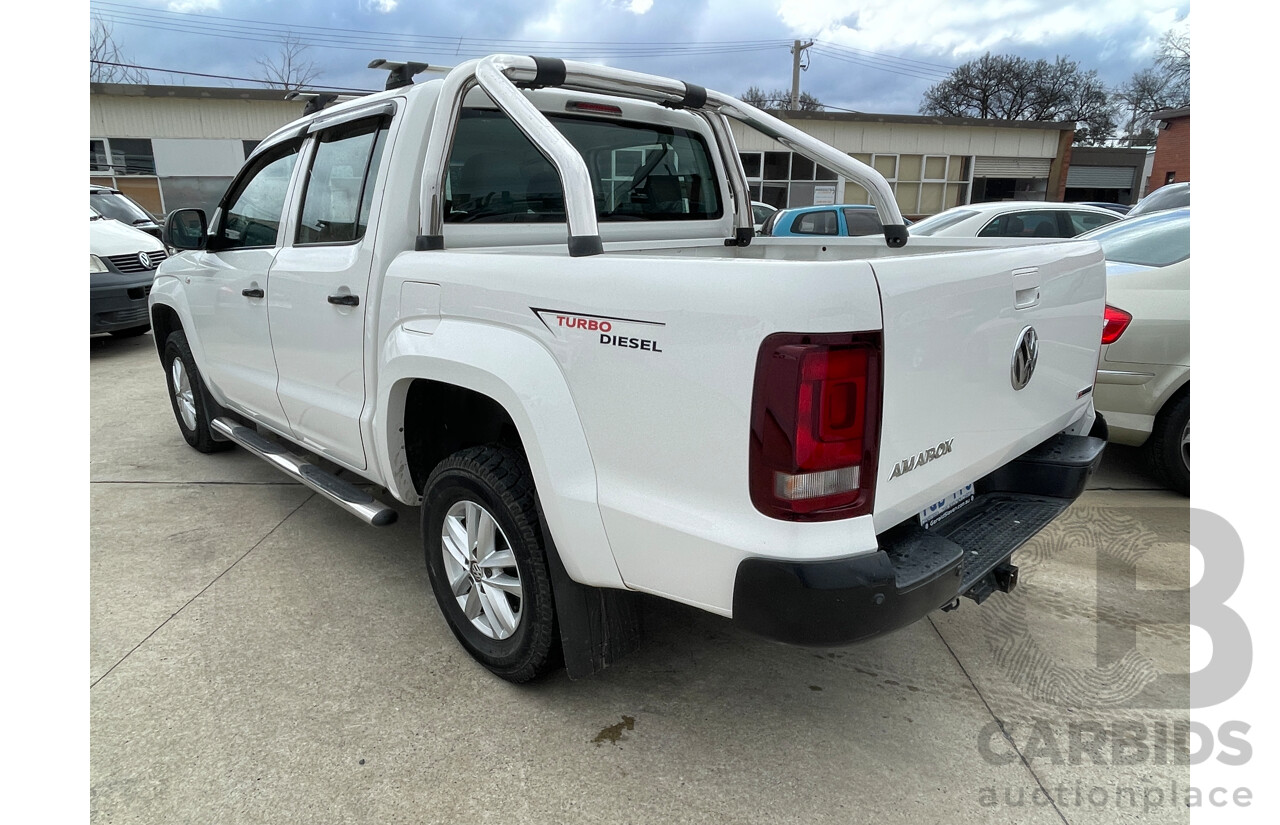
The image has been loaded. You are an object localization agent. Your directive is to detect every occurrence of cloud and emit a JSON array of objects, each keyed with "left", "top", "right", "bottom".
[
  {"left": 360, "top": 0, "right": 399, "bottom": 11},
  {"left": 165, "top": 0, "right": 222, "bottom": 11}
]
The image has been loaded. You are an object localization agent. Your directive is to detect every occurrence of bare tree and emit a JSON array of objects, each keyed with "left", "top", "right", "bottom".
[
  {"left": 90, "top": 17, "right": 149, "bottom": 83},
  {"left": 1113, "top": 28, "right": 1190, "bottom": 146},
  {"left": 919, "top": 53, "right": 1113, "bottom": 145},
  {"left": 256, "top": 32, "right": 322, "bottom": 92},
  {"left": 740, "top": 85, "right": 824, "bottom": 112}
]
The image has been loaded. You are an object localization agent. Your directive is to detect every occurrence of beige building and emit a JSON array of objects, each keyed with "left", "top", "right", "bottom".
[
  {"left": 92, "top": 82, "right": 1075, "bottom": 220},
  {"left": 730, "top": 111, "right": 1074, "bottom": 218}
]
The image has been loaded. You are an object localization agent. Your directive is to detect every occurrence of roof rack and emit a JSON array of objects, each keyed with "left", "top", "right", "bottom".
[
  {"left": 367, "top": 59, "right": 436, "bottom": 91},
  {"left": 284, "top": 91, "right": 360, "bottom": 116}
]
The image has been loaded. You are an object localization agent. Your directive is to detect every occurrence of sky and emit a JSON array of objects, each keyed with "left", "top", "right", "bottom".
[{"left": 89, "top": 0, "right": 1191, "bottom": 117}]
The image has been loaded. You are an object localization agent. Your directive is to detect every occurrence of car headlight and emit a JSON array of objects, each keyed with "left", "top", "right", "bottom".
[{"left": 90, "top": 254, "right": 108, "bottom": 273}]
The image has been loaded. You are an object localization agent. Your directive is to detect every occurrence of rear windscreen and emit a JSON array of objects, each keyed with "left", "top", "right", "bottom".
[{"left": 445, "top": 109, "right": 722, "bottom": 223}]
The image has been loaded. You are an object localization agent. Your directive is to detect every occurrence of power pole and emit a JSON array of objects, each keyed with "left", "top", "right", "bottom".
[{"left": 790, "top": 39, "right": 814, "bottom": 110}]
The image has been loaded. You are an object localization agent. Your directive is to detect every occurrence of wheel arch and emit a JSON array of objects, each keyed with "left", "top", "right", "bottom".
[{"left": 374, "top": 321, "right": 624, "bottom": 589}]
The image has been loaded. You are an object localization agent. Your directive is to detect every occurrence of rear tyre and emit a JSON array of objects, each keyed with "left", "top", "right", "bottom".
[
  {"left": 163, "top": 330, "right": 231, "bottom": 454},
  {"left": 422, "top": 446, "right": 558, "bottom": 683},
  {"left": 1147, "top": 393, "right": 1189, "bottom": 496}
]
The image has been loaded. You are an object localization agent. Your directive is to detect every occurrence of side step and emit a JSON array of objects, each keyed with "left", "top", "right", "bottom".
[{"left": 211, "top": 418, "right": 398, "bottom": 527}]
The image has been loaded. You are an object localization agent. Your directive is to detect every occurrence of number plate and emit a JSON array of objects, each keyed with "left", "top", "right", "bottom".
[{"left": 919, "top": 483, "right": 975, "bottom": 528}]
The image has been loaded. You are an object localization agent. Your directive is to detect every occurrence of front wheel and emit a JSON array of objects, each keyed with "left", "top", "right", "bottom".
[
  {"left": 1147, "top": 393, "right": 1189, "bottom": 496},
  {"left": 421, "top": 446, "right": 559, "bottom": 682},
  {"left": 163, "top": 330, "right": 231, "bottom": 454}
]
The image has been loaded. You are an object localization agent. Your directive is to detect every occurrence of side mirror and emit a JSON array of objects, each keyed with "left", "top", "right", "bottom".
[{"left": 165, "top": 208, "right": 208, "bottom": 251}]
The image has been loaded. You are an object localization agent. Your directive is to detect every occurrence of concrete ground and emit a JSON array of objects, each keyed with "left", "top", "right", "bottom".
[{"left": 91, "top": 331, "right": 1190, "bottom": 824}]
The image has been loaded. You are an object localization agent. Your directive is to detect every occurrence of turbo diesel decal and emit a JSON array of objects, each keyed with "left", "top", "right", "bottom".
[{"left": 532, "top": 308, "right": 665, "bottom": 354}]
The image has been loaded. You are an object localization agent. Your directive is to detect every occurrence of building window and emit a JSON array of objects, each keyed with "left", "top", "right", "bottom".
[
  {"left": 739, "top": 150, "right": 838, "bottom": 209},
  {"left": 90, "top": 139, "right": 111, "bottom": 172},
  {"left": 1164, "top": 171, "right": 1176, "bottom": 185},
  {"left": 740, "top": 149, "right": 971, "bottom": 216},
  {"left": 107, "top": 139, "right": 156, "bottom": 175}
]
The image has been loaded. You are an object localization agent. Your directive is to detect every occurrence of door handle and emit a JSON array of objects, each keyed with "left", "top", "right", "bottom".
[
  {"left": 328, "top": 294, "right": 360, "bottom": 307},
  {"left": 242, "top": 287, "right": 264, "bottom": 298}
]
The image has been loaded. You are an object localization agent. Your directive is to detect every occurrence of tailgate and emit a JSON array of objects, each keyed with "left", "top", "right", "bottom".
[{"left": 869, "top": 241, "right": 1105, "bottom": 531}]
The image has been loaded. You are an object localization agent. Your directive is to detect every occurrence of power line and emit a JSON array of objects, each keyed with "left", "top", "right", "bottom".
[
  {"left": 89, "top": 1, "right": 793, "bottom": 59},
  {"left": 810, "top": 46, "right": 952, "bottom": 82},
  {"left": 90, "top": 60, "right": 379, "bottom": 94},
  {"left": 815, "top": 40, "right": 956, "bottom": 74}
]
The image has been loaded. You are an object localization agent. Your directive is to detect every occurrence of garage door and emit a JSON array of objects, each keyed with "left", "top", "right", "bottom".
[
  {"left": 973, "top": 157, "right": 1052, "bottom": 179},
  {"left": 1065, "top": 165, "right": 1135, "bottom": 188}
]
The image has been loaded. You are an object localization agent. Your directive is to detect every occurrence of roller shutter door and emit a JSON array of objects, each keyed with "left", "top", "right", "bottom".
[
  {"left": 973, "top": 157, "right": 1052, "bottom": 178},
  {"left": 1065, "top": 165, "right": 1135, "bottom": 188}
]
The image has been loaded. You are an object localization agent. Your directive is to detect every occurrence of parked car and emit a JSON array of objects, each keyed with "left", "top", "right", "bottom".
[
  {"left": 90, "top": 207, "right": 168, "bottom": 336},
  {"left": 1075, "top": 201, "right": 1131, "bottom": 215},
  {"left": 751, "top": 201, "right": 778, "bottom": 233},
  {"left": 1126, "top": 182, "right": 1189, "bottom": 218},
  {"left": 761, "top": 204, "right": 909, "bottom": 237},
  {"left": 907, "top": 201, "right": 1121, "bottom": 239},
  {"left": 90, "top": 184, "right": 164, "bottom": 240},
  {"left": 1080, "top": 207, "right": 1190, "bottom": 494}
]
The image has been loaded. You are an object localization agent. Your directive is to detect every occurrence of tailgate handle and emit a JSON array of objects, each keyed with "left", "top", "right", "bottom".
[{"left": 1013, "top": 266, "right": 1040, "bottom": 309}]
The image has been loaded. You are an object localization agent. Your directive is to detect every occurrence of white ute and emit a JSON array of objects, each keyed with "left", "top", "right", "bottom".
[{"left": 149, "top": 56, "right": 1107, "bottom": 682}]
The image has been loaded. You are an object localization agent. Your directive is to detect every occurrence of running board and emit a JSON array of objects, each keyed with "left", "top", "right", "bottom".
[{"left": 211, "top": 418, "right": 398, "bottom": 527}]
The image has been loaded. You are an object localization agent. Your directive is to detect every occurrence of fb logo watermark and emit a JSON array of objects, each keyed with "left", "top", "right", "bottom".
[
  {"left": 978, "top": 507, "right": 1250, "bottom": 710},
  {"left": 972, "top": 507, "right": 1255, "bottom": 810}
]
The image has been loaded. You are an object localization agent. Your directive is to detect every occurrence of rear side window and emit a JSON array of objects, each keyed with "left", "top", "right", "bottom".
[
  {"left": 1066, "top": 210, "right": 1119, "bottom": 236},
  {"left": 445, "top": 109, "right": 721, "bottom": 223},
  {"left": 841, "top": 208, "right": 883, "bottom": 236},
  {"left": 792, "top": 210, "right": 839, "bottom": 235},
  {"left": 908, "top": 208, "right": 977, "bottom": 236},
  {"left": 296, "top": 116, "right": 390, "bottom": 245},
  {"left": 978, "top": 211, "right": 1061, "bottom": 238},
  {"left": 1089, "top": 210, "right": 1190, "bottom": 267}
]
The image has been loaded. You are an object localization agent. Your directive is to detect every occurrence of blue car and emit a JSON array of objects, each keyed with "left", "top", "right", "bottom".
[{"left": 761, "top": 204, "right": 909, "bottom": 237}]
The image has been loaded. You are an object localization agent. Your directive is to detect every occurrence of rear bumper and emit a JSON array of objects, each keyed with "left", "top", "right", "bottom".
[{"left": 731, "top": 433, "right": 1105, "bottom": 646}]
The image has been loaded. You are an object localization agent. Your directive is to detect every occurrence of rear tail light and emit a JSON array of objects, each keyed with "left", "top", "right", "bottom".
[
  {"left": 1101, "top": 305, "right": 1132, "bottom": 344},
  {"left": 749, "top": 332, "right": 882, "bottom": 521}
]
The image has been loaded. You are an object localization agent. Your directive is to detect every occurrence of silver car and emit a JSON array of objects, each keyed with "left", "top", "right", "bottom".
[{"left": 1082, "top": 208, "right": 1190, "bottom": 494}]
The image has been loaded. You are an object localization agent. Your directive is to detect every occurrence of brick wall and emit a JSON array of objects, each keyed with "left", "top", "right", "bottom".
[{"left": 1147, "top": 115, "right": 1190, "bottom": 192}]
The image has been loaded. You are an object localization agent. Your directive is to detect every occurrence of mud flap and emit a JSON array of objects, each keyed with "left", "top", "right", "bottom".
[{"left": 535, "top": 500, "right": 643, "bottom": 679}]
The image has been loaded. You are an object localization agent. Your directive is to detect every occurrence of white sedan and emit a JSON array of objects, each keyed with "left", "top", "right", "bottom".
[
  {"left": 908, "top": 200, "right": 1121, "bottom": 239},
  {"left": 1081, "top": 207, "right": 1190, "bottom": 494}
]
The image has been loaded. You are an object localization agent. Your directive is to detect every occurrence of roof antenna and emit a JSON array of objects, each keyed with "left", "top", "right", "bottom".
[{"left": 368, "top": 59, "right": 430, "bottom": 91}]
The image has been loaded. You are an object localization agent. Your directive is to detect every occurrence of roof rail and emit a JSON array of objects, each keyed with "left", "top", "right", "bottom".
[{"left": 416, "top": 55, "right": 908, "bottom": 256}]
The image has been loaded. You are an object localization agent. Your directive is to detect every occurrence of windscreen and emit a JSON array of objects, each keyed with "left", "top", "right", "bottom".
[
  {"left": 90, "top": 190, "right": 154, "bottom": 225},
  {"left": 445, "top": 108, "right": 722, "bottom": 223}
]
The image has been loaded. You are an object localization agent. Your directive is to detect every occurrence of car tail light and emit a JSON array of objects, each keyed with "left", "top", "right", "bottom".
[
  {"left": 1101, "top": 305, "right": 1132, "bottom": 344},
  {"left": 750, "top": 332, "right": 882, "bottom": 521}
]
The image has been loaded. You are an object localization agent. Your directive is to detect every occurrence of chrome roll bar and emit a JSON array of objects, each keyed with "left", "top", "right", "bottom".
[{"left": 417, "top": 55, "right": 909, "bottom": 256}]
